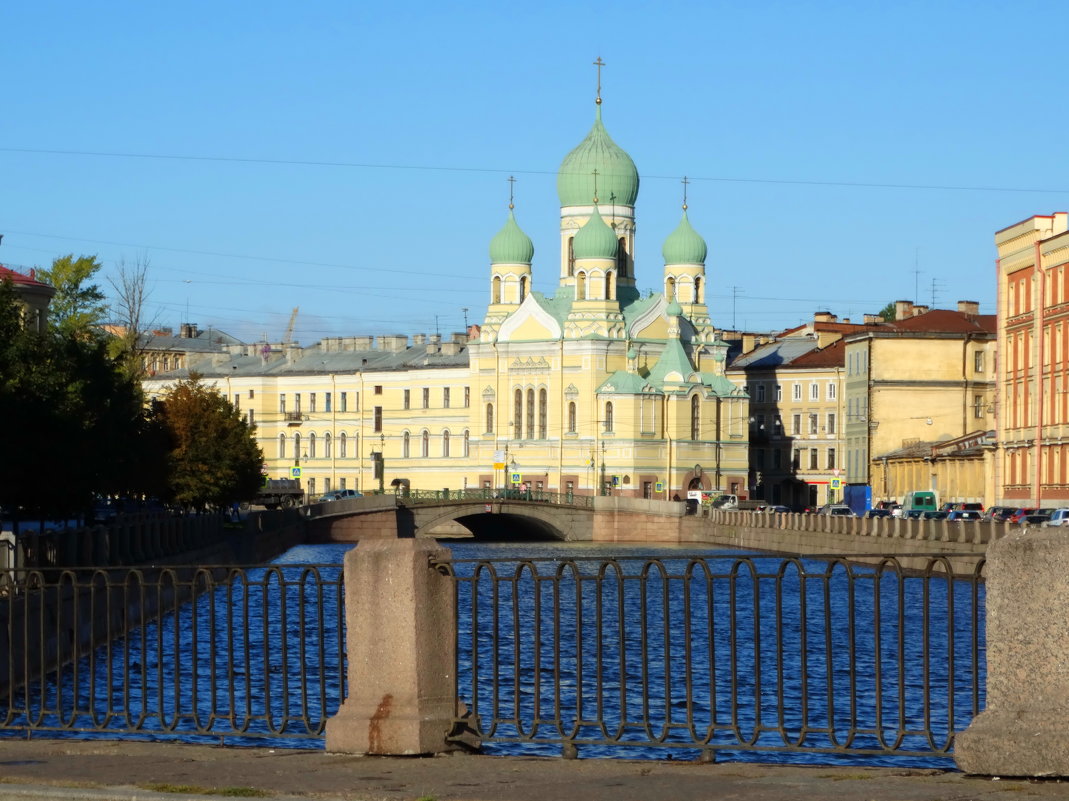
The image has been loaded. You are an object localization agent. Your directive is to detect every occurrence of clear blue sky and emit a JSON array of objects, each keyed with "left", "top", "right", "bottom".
[{"left": 4, "top": 1, "right": 1067, "bottom": 344}]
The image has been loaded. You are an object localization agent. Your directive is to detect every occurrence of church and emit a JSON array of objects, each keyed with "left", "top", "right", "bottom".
[{"left": 142, "top": 76, "right": 752, "bottom": 501}]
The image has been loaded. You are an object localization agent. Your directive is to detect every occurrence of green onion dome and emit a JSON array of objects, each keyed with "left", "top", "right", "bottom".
[
  {"left": 666, "top": 300, "right": 683, "bottom": 317},
  {"left": 572, "top": 205, "right": 618, "bottom": 260},
  {"left": 489, "top": 210, "right": 534, "bottom": 265},
  {"left": 661, "top": 211, "right": 707, "bottom": 265},
  {"left": 557, "top": 106, "right": 639, "bottom": 208}
]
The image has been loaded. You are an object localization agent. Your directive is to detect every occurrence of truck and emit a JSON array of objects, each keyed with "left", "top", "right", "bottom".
[
  {"left": 241, "top": 478, "right": 305, "bottom": 511},
  {"left": 709, "top": 493, "right": 764, "bottom": 511},
  {"left": 900, "top": 490, "right": 939, "bottom": 517}
]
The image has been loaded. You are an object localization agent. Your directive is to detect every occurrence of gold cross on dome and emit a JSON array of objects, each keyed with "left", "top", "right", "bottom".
[{"left": 593, "top": 57, "right": 605, "bottom": 104}]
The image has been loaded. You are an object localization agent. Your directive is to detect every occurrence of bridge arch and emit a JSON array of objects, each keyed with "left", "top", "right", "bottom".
[{"left": 414, "top": 503, "right": 582, "bottom": 541}]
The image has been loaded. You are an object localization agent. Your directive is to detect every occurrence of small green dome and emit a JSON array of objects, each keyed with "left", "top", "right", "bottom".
[
  {"left": 662, "top": 211, "right": 707, "bottom": 265},
  {"left": 572, "top": 205, "right": 618, "bottom": 260},
  {"left": 489, "top": 210, "right": 534, "bottom": 265},
  {"left": 666, "top": 300, "right": 683, "bottom": 317},
  {"left": 557, "top": 106, "right": 639, "bottom": 208}
]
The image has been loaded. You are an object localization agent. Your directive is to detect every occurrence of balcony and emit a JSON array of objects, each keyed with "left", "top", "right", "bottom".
[{"left": 283, "top": 411, "right": 307, "bottom": 426}]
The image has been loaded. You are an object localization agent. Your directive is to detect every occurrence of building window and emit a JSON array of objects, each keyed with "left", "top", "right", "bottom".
[
  {"left": 442, "top": 430, "right": 450, "bottom": 457},
  {"left": 792, "top": 383, "right": 802, "bottom": 401},
  {"left": 775, "top": 384, "right": 782, "bottom": 401},
  {"left": 248, "top": 409, "right": 254, "bottom": 427},
  {"left": 464, "top": 387, "right": 470, "bottom": 408},
  {"left": 295, "top": 394, "right": 301, "bottom": 413},
  {"left": 308, "top": 393, "right": 315, "bottom": 413},
  {"left": 233, "top": 393, "right": 240, "bottom": 410},
  {"left": 568, "top": 402, "right": 577, "bottom": 433},
  {"left": 308, "top": 478, "right": 315, "bottom": 497},
  {"left": 339, "top": 433, "right": 347, "bottom": 458},
  {"left": 279, "top": 395, "right": 286, "bottom": 414},
  {"left": 974, "top": 394, "right": 985, "bottom": 418},
  {"left": 403, "top": 431, "right": 410, "bottom": 458},
  {"left": 463, "top": 430, "right": 470, "bottom": 457},
  {"left": 403, "top": 389, "right": 410, "bottom": 410},
  {"left": 339, "top": 478, "right": 346, "bottom": 490},
  {"left": 374, "top": 407, "right": 382, "bottom": 433},
  {"left": 486, "top": 402, "right": 494, "bottom": 434},
  {"left": 340, "top": 392, "right": 348, "bottom": 412},
  {"left": 792, "top": 448, "right": 801, "bottom": 469},
  {"left": 422, "top": 388, "right": 430, "bottom": 409},
  {"left": 526, "top": 388, "right": 535, "bottom": 439},
  {"left": 604, "top": 401, "right": 614, "bottom": 433},
  {"left": 514, "top": 389, "right": 523, "bottom": 439},
  {"left": 309, "top": 433, "right": 317, "bottom": 459},
  {"left": 827, "top": 383, "right": 836, "bottom": 400},
  {"left": 324, "top": 433, "right": 332, "bottom": 458},
  {"left": 294, "top": 433, "right": 301, "bottom": 461},
  {"left": 827, "top": 447, "right": 837, "bottom": 470},
  {"left": 324, "top": 478, "right": 331, "bottom": 493},
  {"left": 975, "top": 350, "right": 984, "bottom": 373},
  {"left": 374, "top": 385, "right": 383, "bottom": 395},
  {"left": 444, "top": 387, "right": 451, "bottom": 408},
  {"left": 755, "top": 384, "right": 766, "bottom": 402},
  {"left": 773, "top": 415, "right": 782, "bottom": 435},
  {"left": 421, "top": 430, "right": 429, "bottom": 458},
  {"left": 810, "top": 383, "right": 819, "bottom": 401},
  {"left": 278, "top": 434, "right": 286, "bottom": 459},
  {"left": 827, "top": 413, "right": 836, "bottom": 435},
  {"left": 324, "top": 392, "right": 331, "bottom": 412},
  {"left": 538, "top": 389, "right": 547, "bottom": 439},
  {"left": 809, "top": 448, "right": 818, "bottom": 470},
  {"left": 809, "top": 413, "right": 818, "bottom": 435},
  {"left": 792, "top": 414, "right": 801, "bottom": 435},
  {"left": 691, "top": 395, "right": 700, "bottom": 439}
]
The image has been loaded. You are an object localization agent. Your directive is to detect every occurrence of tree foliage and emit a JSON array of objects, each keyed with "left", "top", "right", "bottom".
[
  {"left": 877, "top": 301, "right": 896, "bottom": 322},
  {"left": 35, "top": 254, "right": 107, "bottom": 338},
  {"left": 151, "top": 375, "right": 263, "bottom": 510},
  {"left": 108, "top": 256, "right": 154, "bottom": 381}
]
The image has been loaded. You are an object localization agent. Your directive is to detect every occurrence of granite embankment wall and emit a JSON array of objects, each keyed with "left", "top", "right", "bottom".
[{"left": 0, "top": 509, "right": 306, "bottom": 698}]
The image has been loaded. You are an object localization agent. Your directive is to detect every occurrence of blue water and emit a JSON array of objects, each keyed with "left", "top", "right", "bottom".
[{"left": 0, "top": 540, "right": 985, "bottom": 767}]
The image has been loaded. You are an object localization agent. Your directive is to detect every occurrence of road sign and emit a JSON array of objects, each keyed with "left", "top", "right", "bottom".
[
  {"left": 484, "top": 503, "right": 493, "bottom": 513},
  {"left": 493, "top": 462, "right": 506, "bottom": 470},
  {"left": 494, "top": 450, "right": 506, "bottom": 463},
  {"left": 830, "top": 478, "right": 841, "bottom": 490},
  {"left": 510, "top": 472, "right": 521, "bottom": 485},
  {"left": 655, "top": 481, "right": 665, "bottom": 493},
  {"left": 291, "top": 467, "right": 302, "bottom": 478}
]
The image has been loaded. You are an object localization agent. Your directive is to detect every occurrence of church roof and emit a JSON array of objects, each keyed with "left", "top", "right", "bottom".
[
  {"left": 647, "top": 336, "right": 695, "bottom": 385},
  {"left": 489, "top": 210, "right": 534, "bottom": 265},
  {"left": 597, "top": 370, "right": 661, "bottom": 395},
  {"left": 572, "top": 204, "right": 618, "bottom": 260},
  {"left": 662, "top": 211, "right": 707, "bottom": 265},
  {"left": 557, "top": 105, "right": 639, "bottom": 208}
]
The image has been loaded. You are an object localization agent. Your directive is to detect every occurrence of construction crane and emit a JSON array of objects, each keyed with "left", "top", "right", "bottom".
[{"left": 282, "top": 306, "right": 298, "bottom": 344}]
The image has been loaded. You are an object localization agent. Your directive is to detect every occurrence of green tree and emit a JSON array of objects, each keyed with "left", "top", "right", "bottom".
[
  {"left": 152, "top": 375, "right": 263, "bottom": 510},
  {"left": 35, "top": 254, "right": 107, "bottom": 337},
  {"left": 877, "top": 301, "right": 896, "bottom": 322}
]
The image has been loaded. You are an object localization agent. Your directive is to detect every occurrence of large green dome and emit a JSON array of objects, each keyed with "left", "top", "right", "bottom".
[
  {"left": 489, "top": 210, "right": 534, "bottom": 264},
  {"left": 557, "top": 105, "right": 639, "bottom": 208},
  {"left": 662, "top": 211, "right": 707, "bottom": 265},
  {"left": 572, "top": 204, "right": 618, "bottom": 260}
]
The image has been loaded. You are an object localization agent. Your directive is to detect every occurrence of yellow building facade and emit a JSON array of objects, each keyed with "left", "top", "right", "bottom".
[{"left": 143, "top": 88, "right": 750, "bottom": 500}]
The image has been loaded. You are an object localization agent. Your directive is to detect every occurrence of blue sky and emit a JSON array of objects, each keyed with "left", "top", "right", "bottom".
[{"left": 4, "top": 1, "right": 1067, "bottom": 345}]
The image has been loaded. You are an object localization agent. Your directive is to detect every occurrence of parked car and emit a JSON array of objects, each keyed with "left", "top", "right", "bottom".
[
  {"left": 1044, "top": 508, "right": 1069, "bottom": 527},
  {"left": 865, "top": 508, "right": 892, "bottom": 519},
  {"left": 1009, "top": 508, "right": 1038, "bottom": 524},
  {"left": 983, "top": 506, "right": 1015, "bottom": 522},
  {"left": 762, "top": 504, "right": 791, "bottom": 514},
  {"left": 1021, "top": 513, "right": 1051, "bottom": 526},
  {"left": 922, "top": 510, "right": 948, "bottom": 520},
  {"left": 317, "top": 489, "right": 362, "bottom": 503},
  {"left": 819, "top": 504, "right": 856, "bottom": 517},
  {"left": 904, "top": 509, "right": 925, "bottom": 520},
  {"left": 946, "top": 510, "right": 982, "bottom": 522}
]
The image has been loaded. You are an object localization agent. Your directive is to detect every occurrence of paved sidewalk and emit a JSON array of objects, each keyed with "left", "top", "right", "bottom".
[{"left": 0, "top": 741, "right": 1067, "bottom": 801}]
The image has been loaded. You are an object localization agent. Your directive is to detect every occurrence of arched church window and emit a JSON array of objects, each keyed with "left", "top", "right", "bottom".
[
  {"left": 403, "top": 431, "right": 410, "bottom": 458},
  {"left": 666, "top": 276, "right": 676, "bottom": 302},
  {"left": 538, "top": 388, "right": 547, "bottom": 439},
  {"left": 606, "top": 270, "right": 616, "bottom": 301},
  {"left": 309, "top": 433, "right": 317, "bottom": 459},
  {"left": 526, "top": 388, "right": 535, "bottom": 439},
  {"left": 520, "top": 275, "right": 527, "bottom": 302},
  {"left": 694, "top": 276, "right": 703, "bottom": 304},
  {"left": 421, "top": 430, "right": 429, "bottom": 458},
  {"left": 278, "top": 434, "right": 286, "bottom": 459},
  {"left": 514, "top": 389, "right": 523, "bottom": 439},
  {"left": 486, "top": 403, "right": 494, "bottom": 434},
  {"left": 324, "top": 432, "right": 332, "bottom": 458},
  {"left": 568, "top": 402, "right": 577, "bottom": 433},
  {"left": 339, "top": 432, "right": 347, "bottom": 458},
  {"left": 577, "top": 272, "right": 586, "bottom": 301},
  {"left": 567, "top": 237, "right": 575, "bottom": 277},
  {"left": 492, "top": 275, "right": 501, "bottom": 304},
  {"left": 691, "top": 395, "right": 700, "bottom": 439},
  {"left": 617, "top": 237, "right": 627, "bottom": 278},
  {"left": 442, "top": 430, "right": 450, "bottom": 458}
]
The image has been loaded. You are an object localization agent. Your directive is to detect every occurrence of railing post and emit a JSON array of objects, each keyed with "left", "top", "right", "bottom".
[
  {"left": 956, "top": 528, "right": 1069, "bottom": 776},
  {"left": 326, "top": 538, "right": 460, "bottom": 755}
]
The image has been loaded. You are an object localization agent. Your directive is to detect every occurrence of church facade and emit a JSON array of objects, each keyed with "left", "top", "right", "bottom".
[{"left": 142, "top": 87, "right": 751, "bottom": 501}]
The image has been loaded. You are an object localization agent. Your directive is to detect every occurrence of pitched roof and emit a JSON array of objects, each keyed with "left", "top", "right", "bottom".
[
  {"left": 788, "top": 339, "right": 845, "bottom": 369},
  {"left": 877, "top": 309, "right": 996, "bottom": 335}
]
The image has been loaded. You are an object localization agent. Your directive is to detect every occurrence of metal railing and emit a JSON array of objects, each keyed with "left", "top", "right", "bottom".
[
  {"left": 1, "top": 564, "right": 345, "bottom": 744},
  {"left": 393, "top": 488, "right": 595, "bottom": 508},
  {"left": 440, "top": 553, "right": 986, "bottom": 764}
]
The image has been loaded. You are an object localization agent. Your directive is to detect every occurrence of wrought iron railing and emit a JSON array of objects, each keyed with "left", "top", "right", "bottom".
[
  {"left": 0, "top": 564, "right": 345, "bottom": 744},
  {"left": 440, "top": 553, "right": 986, "bottom": 764},
  {"left": 393, "top": 488, "right": 595, "bottom": 508}
]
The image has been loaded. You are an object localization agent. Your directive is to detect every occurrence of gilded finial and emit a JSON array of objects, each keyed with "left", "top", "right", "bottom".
[
  {"left": 681, "top": 176, "right": 689, "bottom": 211},
  {"left": 593, "top": 56, "right": 605, "bottom": 105},
  {"left": 592, "top": 169, "right": 599, "bottom": 204},
  {"left": 507, "top": 175, "right": 516, "bottom": 210}
]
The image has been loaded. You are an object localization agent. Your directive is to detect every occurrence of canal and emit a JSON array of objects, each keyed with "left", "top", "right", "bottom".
[{"left": 0, "top": 540, "right": 985, "bottom": 768}]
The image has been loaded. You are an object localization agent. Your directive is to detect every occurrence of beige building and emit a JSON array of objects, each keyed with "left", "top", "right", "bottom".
[{"left": 994, "top": 212, "right": 1069, "bottom": 508}]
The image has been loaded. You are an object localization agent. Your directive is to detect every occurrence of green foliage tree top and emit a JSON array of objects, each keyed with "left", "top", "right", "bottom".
[{"left": 35, "top": 254, "right": 107, "bottom": 338}]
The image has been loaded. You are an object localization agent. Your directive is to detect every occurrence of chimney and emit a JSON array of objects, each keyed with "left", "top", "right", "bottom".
[
  {"left": 957, "top": 300, "right": 980, "bottom": 315},
  {"left": 451, "top": 331, "right": 468, "bottom": 344},
  {"left": 441, "top": 341, "right": 461, "bottom": 355},
  {"left": 863, "top": 313, "right": 881, "bottom": 324},
  {"left": 894, "top": 300, "right": 914, "bottom": 321},
  {"left": 352, "top": 336, "right": 374, "bottom": 350},
  {"left": 180, "top": 322, "right": 200, "bottom": 339},
  {"left": 913, "top": 305, "right": 929, "bottom": 316},
  {"left": 413, "top": 333, "right": 427, "bottom": 345},
  {"left": 378, "top": 335, "right": 408, "bottom": 352},
  {"left": 284, "top": 343, "right": 301, "bottom": 364},
  {"left": 813, "top": 311, "right": 837, "bottom": 323}
]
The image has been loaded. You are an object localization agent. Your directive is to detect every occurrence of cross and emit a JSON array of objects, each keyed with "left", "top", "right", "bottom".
[
  {"left": 593, "top": 57, "right": 605, "bottom": 104},
  {"left": 507, "top": 175, "right": 516, "bottom": 210},
  {"left": 681, "top": 176, "right": 690, "bottom": 210},
  {"left": 592, "top": 168, "right": 599, "bottom": 204}
]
